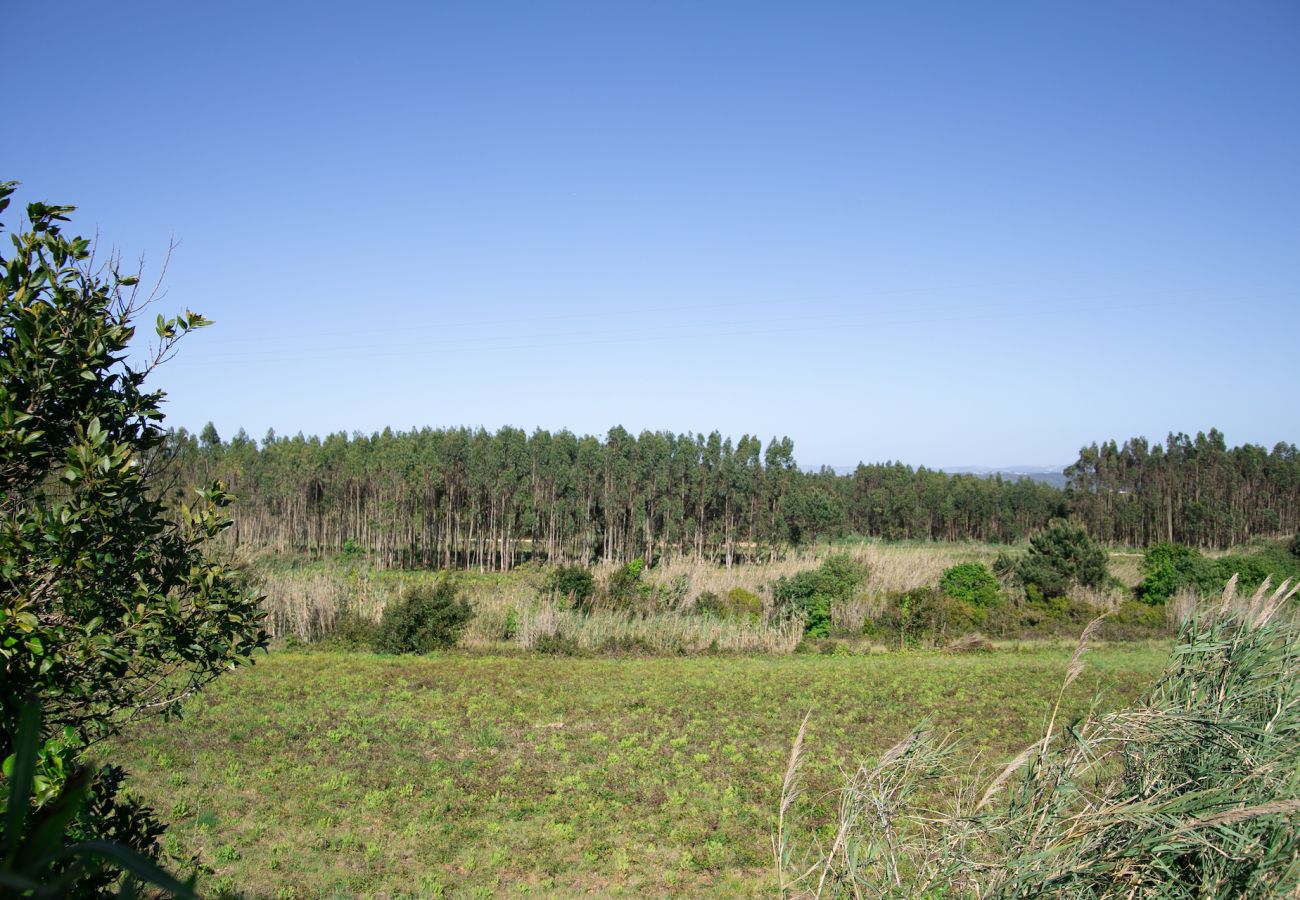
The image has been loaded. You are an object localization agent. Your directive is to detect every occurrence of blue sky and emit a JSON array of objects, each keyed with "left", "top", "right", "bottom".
[{"left": 8, "top": 1, "right": 1299, "bottom": 468}]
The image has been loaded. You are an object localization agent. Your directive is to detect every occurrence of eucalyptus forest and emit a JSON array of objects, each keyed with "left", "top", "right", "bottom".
[{"left": 171, "top": 423, "right": 1298, "bottom": 569}]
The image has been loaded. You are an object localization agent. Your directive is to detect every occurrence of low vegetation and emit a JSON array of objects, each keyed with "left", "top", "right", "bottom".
[
  {"left": 249, "top": 533, "right": 1300, "bottom": 656},
  {"left": 108, "top": 644, "right": 1167, "bottom": 896},
  {"left": 776, "top": 577, "right": 1300, "bottom": 897}
]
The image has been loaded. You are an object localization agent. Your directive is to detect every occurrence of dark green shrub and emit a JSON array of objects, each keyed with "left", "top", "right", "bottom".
[
  {"left": 1210, "top": 545, "right": 1300, "bottom": 593},
  {"left": 604, "top": 558, "right": 653, "bottom": 614},
  {"left": 542, "top": 564, "right": 596, "bottom": 610},
  {"left": 724, "top": 587, "right": 763, "bottom": 621},
  {"left": 325, "top": 612, "right": 380, "bottom": 650},
  {"left": 695, "top": 590, "right": 723, "bottom": 616},
  {"left": 534, "top": 633, "right": 582, "bottom": 656},
  {"left": 1136, "top": 542, "right": 1210, "bottom": 604},
  {"left": 1101, "top": 600, "right": 1172, "bottom": 641},
  {"left": 773, "top": 554, "right": 867, "bottom": 638},
  {"left": 992, "top": 551, "right": 1018, "bottom": 580},
  {"left": 1138, "top": 541, "right": 1300, "bottom": 605},
  {"left": 1016, "top": 520, "right": 1108, "bottom": 599},
  {"left": 939, "top": 563, "right": 1003, "bottom": 608},
  {"left": 696, "top": 587, "right": 763, "bottom": 622},
  {"left": 878, "top": 587, "right": 983, "bottom": 647},
  {"left": 374, "top": 581, "right": 472, "bottom": 653},
  {"left": 598, "top": 635, "right": 658, "bottom": 655},
  {"left": 1010, "top": 595, "right": 1102, "bottom": 637},
  {"left": 1290, "top": 532, "right": 1300, "bottom": 560}
]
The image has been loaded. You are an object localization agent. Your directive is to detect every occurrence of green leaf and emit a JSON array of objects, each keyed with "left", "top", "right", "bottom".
[{"left": 3, "top": 700, "right": 41, "bottom": 858}]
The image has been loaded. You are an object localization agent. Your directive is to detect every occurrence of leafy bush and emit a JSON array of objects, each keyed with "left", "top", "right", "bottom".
[
  {"left": 877, "top": 587, "right": 983, "bottom": 647},
  {"left": 695, "top": 588, "right": 763, "bottom": 622},
  {"left": 604, "top": 559, "right": 653, "bottom": 614},
  {"left": 1015, "top": 520, "right": 1108, "bottom": 599},
  {"left": 1213, "top": 544, "right": 1300, "bottom": 593},
  {"left": 992, "top": 551, "right": 1018, "bottom": 580},
  {"left": 0, "top": 702, "right": 195, "bottom": 898},
  {"left": 1138, "top": 540, "right": 1300, "bottom": 605},
  {"left": 533, "top": 633, "right": 582, "bottom": 656},
  {"left": 725, "top": 588, "right": 763, "bottom": 621},
  {"left": 772, "top": 554, "right": 867, "bottom": 638},
  {"left": 542, "top": 565, "right": 596, "bottom": 611},
  {"left": 939, "top": 562, "right": 1003, "bottom": 608},
  {"left": 1136, "top": 542, "right": 1212, "bottom": 604},
  {"left": 374, "top": 581, "right": 472, "bottom": 653},
  {"left": 0, "top": 181, "right": 265, "bottom": 890},
  {"left": 1290, "top": 532, "right": 1300, "bottom": 560},
  {"left": 1100, "top": 600, "right": 1172, "bottom": 641}
]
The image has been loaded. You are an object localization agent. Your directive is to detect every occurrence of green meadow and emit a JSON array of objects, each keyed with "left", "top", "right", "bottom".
[{"left": 110, "top": 645, "right": 1167, "bottom": 898}]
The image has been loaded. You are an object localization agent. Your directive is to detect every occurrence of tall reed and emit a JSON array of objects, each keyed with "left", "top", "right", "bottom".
[{"left": 776, "top": 576, "right": 1300, "bottom": 897}]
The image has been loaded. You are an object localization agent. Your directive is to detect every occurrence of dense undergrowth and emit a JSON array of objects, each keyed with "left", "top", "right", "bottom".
[{"left": 246, "top": 533, "right": 1300, "bottom": 654}]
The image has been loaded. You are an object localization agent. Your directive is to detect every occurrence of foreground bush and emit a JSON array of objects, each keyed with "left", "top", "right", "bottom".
[
  {"left": 773, "top": 555, "right": 867, "bottom": 637},
  {"left": 776, "top": 576, "right": 1300, "bottom": 897},
  {"left": 0, "top": 182, "right": 266, "bottom": 891},
  {"left": 375, "top": 581, "right": 473, "bottom": 653}
]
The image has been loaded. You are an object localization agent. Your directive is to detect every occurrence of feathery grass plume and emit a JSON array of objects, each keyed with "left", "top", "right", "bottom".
[
  {"left": 977, "top": 743, "right": 1038, "bottom": 812},
  {"left": 1251, "top": 577, "right": 1295, "bottom": 628},
  {"left": 773, "top": 711, "right": 811, "bottom": 895},
  {"left": 1217, "top": 572, "right": 1239, "bottom": 615},
  {"left": 776, "top": 576, "right": 1300, "bottom": 898},
  {"left": 1038, "top": 612, "right": 1108, "bottom": 760}
]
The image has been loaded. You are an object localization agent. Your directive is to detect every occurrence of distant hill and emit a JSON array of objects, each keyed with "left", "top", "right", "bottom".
[
  {"left": 940, "top": 466, "right": 1070, "bottom": 488},
  {"left": 825, "top": 464, "right": 1069, "bottom": 488}
]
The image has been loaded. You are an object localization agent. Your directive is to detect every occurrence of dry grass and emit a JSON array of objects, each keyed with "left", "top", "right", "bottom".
[
  {"left": 513, "top": 602, "right": 805, "bottom": 654},
  {"left": 641, "top": 542, "right": 998, "bottom": 610},
  {"left": 251, "top": 540, "right": 1154, "bottom": 652}
]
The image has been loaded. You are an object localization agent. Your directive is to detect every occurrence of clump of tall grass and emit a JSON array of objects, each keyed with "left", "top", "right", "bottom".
[
  {"left": 515, "top": 602, "right": 804, "bottom": 654},
  {"left": 257, "top": 571, "right": 383, "bottom": 640},
  {"left": 776, "top": 576, "right": 1300, "bottom": 897}
]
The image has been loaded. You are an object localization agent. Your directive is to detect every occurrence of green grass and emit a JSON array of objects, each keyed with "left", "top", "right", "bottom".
[{"left": 109, "top": 646, "right": 1167, "bottom": 897}]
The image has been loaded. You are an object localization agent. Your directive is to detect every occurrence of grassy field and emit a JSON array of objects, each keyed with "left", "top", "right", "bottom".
[{"left": 109, "top": 644, "right": 1168, "bottom": 897}]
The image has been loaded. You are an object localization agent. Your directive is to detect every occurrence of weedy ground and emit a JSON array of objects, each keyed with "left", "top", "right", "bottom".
[{"left": 109, "top": 645, "right": 1166, "bottom": 897}]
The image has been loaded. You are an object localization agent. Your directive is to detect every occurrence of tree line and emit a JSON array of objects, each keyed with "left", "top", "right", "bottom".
[
  {"left": 165, "top": 424, "right": 1299, "bottom": 569},
  {"left": 1065, "top": 428, "right": 1300, "bottom": 548}
]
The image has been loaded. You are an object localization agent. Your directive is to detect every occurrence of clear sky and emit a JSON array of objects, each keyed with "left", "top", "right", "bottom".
[{"left": 8, "top": 1, "right": 1299, "bottom": 469}]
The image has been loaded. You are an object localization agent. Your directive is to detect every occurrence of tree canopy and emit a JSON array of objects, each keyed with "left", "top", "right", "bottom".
[{"left": 0, "top": 181, "right": 267, "bottom": 882}]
